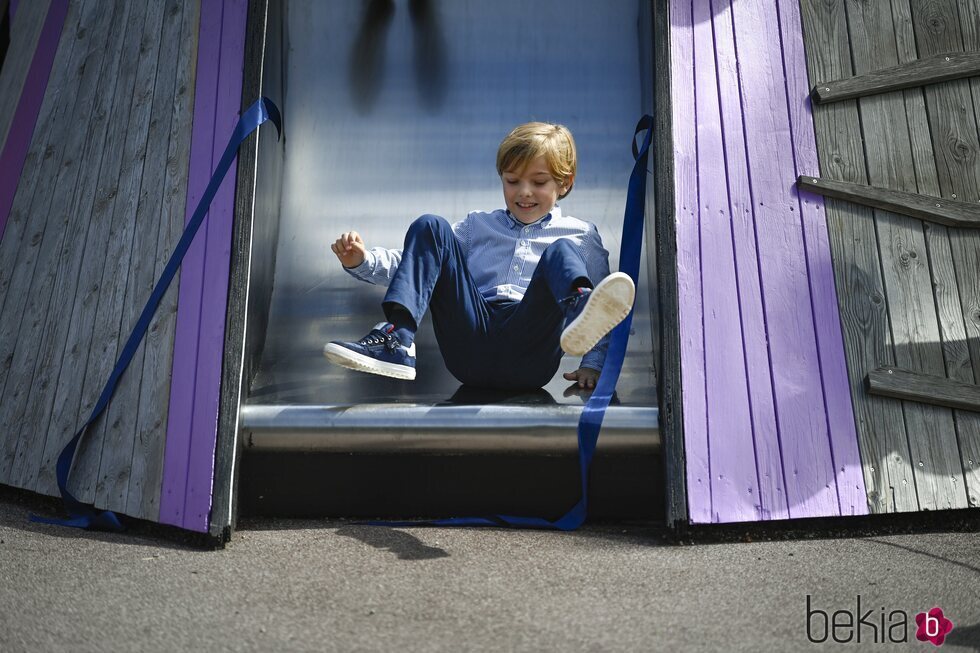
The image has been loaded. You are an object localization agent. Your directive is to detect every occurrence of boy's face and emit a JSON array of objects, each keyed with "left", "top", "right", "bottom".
[{"left": 500, "top": 155, "right": 569, "bottom": 224}]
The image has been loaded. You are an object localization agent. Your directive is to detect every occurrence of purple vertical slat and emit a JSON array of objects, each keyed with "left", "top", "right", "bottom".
[
  {"left": 0, "top": 0, "right": 68, "bottom": 242},
  {"left": 181, "top": 0, "right": 247, "bottom": 533},
  {"left": 159, "top": 0, "right": 226, "bottom": 530},
  {"left": 9, "top": 0, "right": 18, "bottom": 21},
  {"left": 692, "top": 0, "right": 760, "bottom": 522},
  {"left": 711, "top": 0, "right": 788, "bottom": 521},
  {"left": 729, "top": 0, "right": 839, "bottom": 517},
  {"left": 671, "top": 0, "right": 711, "bottom": 524},
  {"left": 776, "top": 0, "right": 867, "bottom": 516}
]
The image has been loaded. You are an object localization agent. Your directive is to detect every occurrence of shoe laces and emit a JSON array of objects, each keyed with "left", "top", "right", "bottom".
[{"left": 359, "top": 325, "right": 400, "bottom": 351}]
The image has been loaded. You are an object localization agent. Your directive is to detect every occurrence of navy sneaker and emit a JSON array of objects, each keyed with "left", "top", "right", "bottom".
[
  {"left": 560, "top": 272, "right": 635, "bottom": 356},
  {"left": 323, "top": 322, "right": 417, "bottom": 380}
]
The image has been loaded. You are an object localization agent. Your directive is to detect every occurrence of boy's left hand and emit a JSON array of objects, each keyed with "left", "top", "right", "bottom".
[{"left": 563, "top": 367, "right": 600, "bottom": 389}]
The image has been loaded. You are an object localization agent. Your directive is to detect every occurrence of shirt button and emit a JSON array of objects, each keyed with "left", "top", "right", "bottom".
[
  {"left": 513, "top": 264, "right": 519, "bottom": 272},
  {"left": 521, "top": 240, "right": 527, "bottom": 246},
  {"left": 524, "top": 227, "right": 530, "bottom": 233}
]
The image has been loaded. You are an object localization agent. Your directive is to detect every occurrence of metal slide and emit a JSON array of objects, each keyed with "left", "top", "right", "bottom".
[{"left": 242, "top": 0, "right": 659, "bottom": 450}]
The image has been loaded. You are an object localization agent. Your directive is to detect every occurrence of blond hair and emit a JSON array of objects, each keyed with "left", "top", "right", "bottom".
[{"left": 496, "top": 122, "right": 577, "bottom": 199}]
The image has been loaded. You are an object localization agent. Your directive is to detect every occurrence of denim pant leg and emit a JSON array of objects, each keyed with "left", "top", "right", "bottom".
[
  {"left": 490, "top": 239, "right": 594, "bottom": 388},
  {"left": 382, "top": 214, "right": 494, "bottom": 384}
]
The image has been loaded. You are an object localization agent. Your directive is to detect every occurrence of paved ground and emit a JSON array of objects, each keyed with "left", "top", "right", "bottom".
[{"left": 1, "top": 494, "right": 978, "bottom": 652}]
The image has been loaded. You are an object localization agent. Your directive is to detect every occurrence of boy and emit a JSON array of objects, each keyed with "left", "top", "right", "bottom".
[{"left": 324, "top": 122, "right": 634, "bottom": 390}]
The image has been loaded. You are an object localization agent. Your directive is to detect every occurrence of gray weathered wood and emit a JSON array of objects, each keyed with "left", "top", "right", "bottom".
[
  {"left": 844, "top": 0, "right": 967, "bottom": 511},
  {"left": 96, "top": 0, "right": 184, "bottom": 515},
  {"left": 953, "top": 0, "right": 980, "bottom": 509},
  {"left": 0, "top": 0, "right": 90, "bottom": 483},
  {"left": 800, "top": 0, "right": 917, "bottom": 513},
  {"left": 8, "top": 1, "right": 126, "bottom": 490},
  {"left": 797, "top": 176, "right": 980, "bottom": 228},
  {"left": 812, "top": 50, "right": 980, "bottom": 103},
  {"left": 127, "top": 0, "right": 199, "bottom": 521},
  {"left": 906, "top": 0, "right": 980, "bottom": 510},
  {"left": 74, "top": 0, "right": 167, "bottom": 508},
  {"left": 868, "top": 367, "right": 980, "bottom": 413},
  {"left": 0, "top": 0, "right": 50, "bottom": 156},
  {"left": 35, "top": 1, "right": 151, "bottom": 498}
]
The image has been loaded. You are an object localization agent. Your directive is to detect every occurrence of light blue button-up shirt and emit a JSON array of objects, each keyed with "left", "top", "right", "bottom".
[{"left": 345, "top": 206, "right": 612, "bottom": 371}]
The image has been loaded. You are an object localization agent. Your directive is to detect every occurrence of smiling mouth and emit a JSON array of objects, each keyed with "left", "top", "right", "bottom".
[{"left": 516, "top": 202, "right": 537, "bottom": 209}]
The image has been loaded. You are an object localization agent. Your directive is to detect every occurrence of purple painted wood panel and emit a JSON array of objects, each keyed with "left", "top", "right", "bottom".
[
  {"left": 673, "top": 0, "right": 866, "bottom": 523},
  {"left": 0, "top": 0, "right": 68, "bottom": 242},
  {"left": 692, "top": 0, "right": 760, "bottom": 522},
  {"left": 10, "top": 0, "right": 18, "bottom": 21},
  {"left": 160, "top": 0, "right": 248, "bottom": 532},
  {"left": 776, "top": 0, "right": 867, "bottom": 515},
  {"left": 711, "top": 0, "right": 788, "bottom": 521},
  {"left": 728, "top": 0, "right": 839, "bottom": 518},
  {"left": 671, "top": 0, "right": 711, "bottom": 524}
]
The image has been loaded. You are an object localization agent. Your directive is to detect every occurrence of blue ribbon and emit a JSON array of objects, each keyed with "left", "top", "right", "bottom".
[
  {"left": 372, "top": 115, "right": 654, "bottom": 530},
  {"left": 31, "top": 97, "right": 282, "bottom": 531}
]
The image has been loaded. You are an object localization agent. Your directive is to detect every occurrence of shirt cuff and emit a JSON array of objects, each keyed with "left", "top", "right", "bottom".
[
  {"left": 343, "top": 251, "right": 376, "bottom": 283},
  {"left": 580, "top": 350, "right": 605, "bottom": 372}
]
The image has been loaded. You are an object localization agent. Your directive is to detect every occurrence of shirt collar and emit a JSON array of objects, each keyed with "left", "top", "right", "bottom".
[{"left": 503, "top": 204, "right": 561, "bottom": 230}]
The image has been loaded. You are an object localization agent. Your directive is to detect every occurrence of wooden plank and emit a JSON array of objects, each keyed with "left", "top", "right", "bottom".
[
  {"left": 127, "top": 0, "right": 199, "bottom": 522},
  {"left": 652, "top": 0, "right": 688, "bottom": 530},
  {"left": 0, "top": 0, "right": 49, "bottom": 156},
  {"left": 669, "top": 0, "right": 710, "bottom": 524},
  {"left": 845, "top": 0, "right": 967, "bottom": 511},
  {"left": 712, "top": 0, "right": 787, "bottom": 520},
  {"left": 182, "top": 0, "right": 249, "bottom": 533},
  {"left": 868, "top": 367, "right": 980, "bottom": 413},
  {"left": 0, "top": 0, "right": 88, "bottom": 485},
  {"left": 95, "top": 0, "right": 180, "bottom": 515},
  {"left": 797, "top": 176, "right": 980, "bottom": 228},
  {"left": 799, "top": 0, "right": 917, "bottom": 513},
  {"left": 905, "top": 0, "right": 980, "bottom": 510},
  {"left": 160, "top": 0, "right": 224, "bottom": 530},
  {"left": 953, "top": 0, "right": 980, "bottom": 509},
  {"left": 812, "top": 50, "right": 980, "bottom": 103},
  {"left": 692, "top": 0, "right": 761, "bottom": 523},
  {"left": 34, "top": 2, "right": 150, "bottom": 498},
  {"left": 778, "top": 0, "right": 866, "bottom": 515},
  {"left": 7, "top": 1, "right": 127, "bottom": 491},
  {"left": 66, "top": 1, "right": 160, "bottom": 505},
  {"left": 730, "top": 0, "right": 839, "bottom": 517}
]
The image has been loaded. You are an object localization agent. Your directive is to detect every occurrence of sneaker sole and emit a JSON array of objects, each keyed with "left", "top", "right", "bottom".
[
  {"left": 560, "top": 272, "right": 635, "bottom": 356},
  {"left": 322, "top": 343, "right": 417, "bottom": 380}
]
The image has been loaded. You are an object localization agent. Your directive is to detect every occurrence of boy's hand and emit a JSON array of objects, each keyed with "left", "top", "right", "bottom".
[
  {"left": 331, "top": 231, "right": 367, "bottom": 269},
  {"left": 563, "top": 367, "right": 600, "bottom": 390}
]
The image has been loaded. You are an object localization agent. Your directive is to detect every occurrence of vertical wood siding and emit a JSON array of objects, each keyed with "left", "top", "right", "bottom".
[
  {"left": 160, "top": 0, "right": 248, "bottom": 533},
  {"left": 800, "top": 0, "right": 980, "bottom": 513},
  {"left": 671, "top": 0, "right": 866, "bottom": 524},
  {"left": 0, "top": 0, "right": 199, "bottom": 525}
]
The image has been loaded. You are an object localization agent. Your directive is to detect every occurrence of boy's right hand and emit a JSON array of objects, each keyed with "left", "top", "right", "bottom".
[{"left": 331, "top": 231, "right": 367, "bottom": 269}]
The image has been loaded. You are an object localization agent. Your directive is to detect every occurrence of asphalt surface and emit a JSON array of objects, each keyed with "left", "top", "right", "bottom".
[{"left": 1, "top": 495, "right": 979, "bottom": 652}]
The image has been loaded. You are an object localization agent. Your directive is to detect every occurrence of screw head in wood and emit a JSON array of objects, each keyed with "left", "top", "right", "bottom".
[{"left": 936, "top": 203, "right": 942, "bottom": 208}]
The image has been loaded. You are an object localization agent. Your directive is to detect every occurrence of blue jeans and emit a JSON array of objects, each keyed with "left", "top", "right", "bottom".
[{"left": 383, "top": 214, "right": 592, "bottom": 388}]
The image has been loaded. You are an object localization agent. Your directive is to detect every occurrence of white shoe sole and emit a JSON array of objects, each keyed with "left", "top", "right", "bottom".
[
  {"left": 560, "top": 272, "right": 635, "bottom": 356},
  {"left": 323, "top": 343, "right": 417, "bottom": 380}
]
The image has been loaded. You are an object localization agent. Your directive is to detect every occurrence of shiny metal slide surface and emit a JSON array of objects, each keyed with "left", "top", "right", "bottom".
[{"left": 247, "top": 0, "right": 658, "bottom": 443}]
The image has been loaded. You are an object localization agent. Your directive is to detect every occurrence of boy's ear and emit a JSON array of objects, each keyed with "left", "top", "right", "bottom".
[{"left": 559, "top": 175, "right": 574, "bottom": 199}]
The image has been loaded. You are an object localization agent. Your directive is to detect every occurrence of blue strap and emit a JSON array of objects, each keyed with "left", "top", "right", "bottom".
[
  {"left": 371, "top": 115, "right": 654, "bottom": 531},
  {"left": 31, "top": 97, "right": 282, "bottom": 531}
]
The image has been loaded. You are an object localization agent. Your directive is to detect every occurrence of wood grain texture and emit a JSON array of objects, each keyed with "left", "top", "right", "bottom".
[
  {"left": 35, "top": 1, "right": 150, "bottom": 497},
  {"left": 712, "top": 0, "right": 787, "bottom": 521},
  {"left": 0, "top": 0, "right": 87, "bottom": 484},
  {"left": 812, "top": 50, "right": 980, "bottom": 103},
  {"left": 127, "top": 0, "right": 199, "bottom": 522},
  {"left": 800, "top": 0, "right": 917, "bottom": 513},
  {"left": 670, "top": 0, "right": 710, "bottom": 524},
  {"left": 868, "top": 366, "right": 980, "bottom": 413},
  {"left": 8, "top": 1, "right": 127, "bottom": 492},
  {"left": 798, "top": 176, "right": 980, "bottom": 228},
  {"left": 0, "top": 0, "right": 49, "bottom": 155}
]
